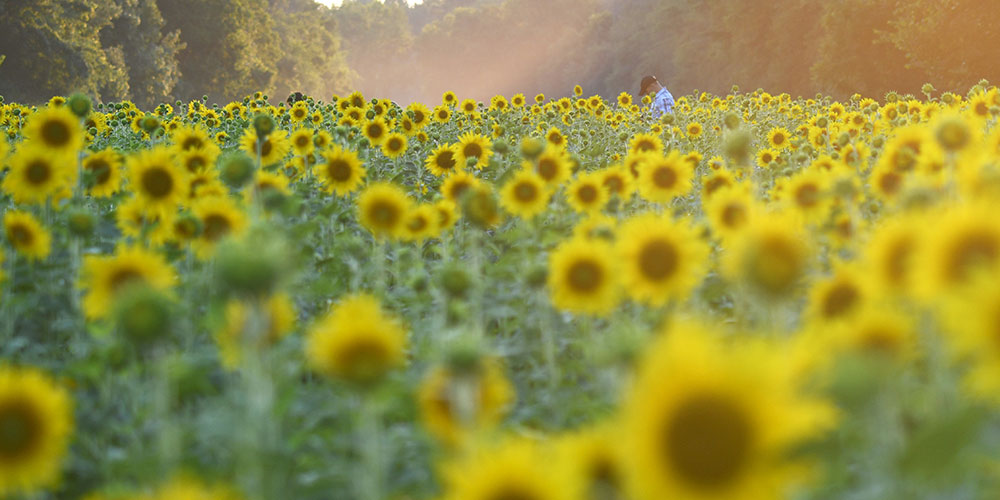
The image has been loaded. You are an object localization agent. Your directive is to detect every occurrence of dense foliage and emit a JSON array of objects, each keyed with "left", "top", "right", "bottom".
[{"left": 2, "top": 0, "right": 999, "bottom": 105}]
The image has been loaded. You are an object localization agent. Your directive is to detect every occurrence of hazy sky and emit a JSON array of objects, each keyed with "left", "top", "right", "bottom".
[{"left": 315, "top": 0, "right": 423, "bottom": 6}]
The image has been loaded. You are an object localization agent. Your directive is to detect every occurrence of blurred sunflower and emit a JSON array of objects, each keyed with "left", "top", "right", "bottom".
[
  {"left": 127, "top": 147, "right": 188, "bottom": 216},
  {"left": 556, "top": 425, "right": 628, "bottom": 500},
  {"left": 628, "top": 133, "right": 663, "bottom": 155},
  {"left": 401, "top": 204, "right": 439, "bottom": 243},
  {"left": 216, "top": 293, "right": 296, "bottom": 369},
  {"left": 548, "top": 237, "right": 620, "bottom": 316},
  {"left": 357, "top": 182, "right": 412, "bottom": 239},
  {"left": 22, "top": 105, "right": 84, "bottom": 155},
  {"left": 115, "top": 196, "right": 174, "bottom": 246},
  {"left": 439, "top": 437, "right": 574, "bottom": 500},
  {"left": 239, "top": 129, "right": 290, "bottom": 167},
  {"left": 79, "top": 245, "right": 176, "bottom": 320},
  {"left": 637, "top": 151, "right": 693, "bottom": 203},
  {"left": 600, "top": 165, "right": 634, "bottom": 200},
  {"left": 545, "top": 127, "right": 567, "bottom": 150},
  {"left": 565, "top": 172, "right": 608, "bottom": 214},
  {"left": 191, "top": 196, "right": 247, "bottom": 259},
  {"left": 500, "top": 169, "right": 549, "bottom": 219},
  {"left": 623, "top": 322, "right": 834, "bottom": 500},
  {"left": 534, "top": 148, "right": 571, "bottom": 186},
  {"left": 1, "top": 144, "right": 73, "bottom": 205},
  {"left": 617, "top": 213, "right": 708, "bottom": 306},
  {"left": 3, "top": 211, "right": 51, "bottom": 261},
  {"left": 441, "top": 170, "right": 481, "bottom": 204},
  {"left": 0, "top": 366, "right": 73, "bottom": 497},
  {"left": 314, "top": 146, "right": 366, "bottom": 196},
  {"left": 914, "top": 202, "right": 1000, "bottom": 297},
  {"left": 418, "top": 358, "right": 514, "bottom": 447},
  {"left": 723, "top": 211, "right": 811, "bottom": 299},
  {"left": 305, "top": 293, "right": 407, "bottom": 385}
]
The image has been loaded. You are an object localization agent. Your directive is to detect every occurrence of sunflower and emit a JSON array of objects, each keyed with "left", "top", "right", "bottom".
[
  {"left": 441, "top": 170, "right": 481, "bottom": 204},
  {"left": 616, "top": 213, "right": 708, "bottom": 306},
  {"left": 534, "top": 148, "right": 571, "bottom": 186},
  {"left": 914, "top": 202, "right": 1000, "bottom": 297},
  {"left": 433, "top": 105, "right": 452, "bottom": 124},
  {"left": 565, "top": 172, "right": 609, "bottom": 214},
  {"left": 127, "top": 147, "right": 188, "bottom": 216},
  {"left": 305, "top": 293, "right": 407, "bottom": 385},
  {"left": 442, "top": 91, "right": 458, "bottom": 107},
  {"left": 401, "top": 204, "right": 438, "bottom": 243},
  {"left": 545, "top": 127, "right": 567, "bottom": 150},
  {"left": 862, "top": 214, "right": 921, "bottom": 294},
  {"left": 500, "top": 169, "right": 550, "bottom": 219},
  {"left": 171, "top": 125, "right": 215, "bottom": 153},
  {"left": 288, "top": 128, "right": 315, "bottom": 156},
  {"left": 425, "top": 144, "right": 461, "bottom": 177},
  {"left": 114, "top": 196, "right": 174, "bottom": 246},
  {"left": 357, "top": 182, "right": 412, "bottom": 239},
  {"left": 3, "top": 211, "right": 51, "bottom": 261},
  {"left": 784, "top": 169, "right": 831, "bottom": 223},
  {"left": 1, "top": 144, "right": 73, "bottom": 205},
  {"left": 600, "top": 165, "right": 635, "bottom": 200},
  {"left": 723, "top": 211, "right": 811, "bottom": 299},
  {"left": 767, "top": 127, "right": 791, "bottom": 149},
  {"left": 623, "top": 322, "right": 834, "bottom": 500},
  {"left": 827, "top": 306, "right": 918, "bottom": 365},
  {"left": 629, "top": 133, "right": 663, "bottom": 155},
  {"left": 358, "top": 117, "right": 389, "bottom": 146},
  {"left": 460, "top": 99, "right": 478, "bottom": 115},
  {"left": 637, "top": 151, "right": 693, "bottom": 203},
  {"left": 381, "top": 132, "right": 407, "bottom": 159},
  {"left": 755, "top": 148, "right": 778, "bottom": 168},
  {"left": 433, "top": 199, "right": 459, "bottom": 234},
  {"left": 191, "top": 196, "right": 248, "bottom": 259},
  {"left": 79, "top": 245, "right": 177, "bottom": 320},
  {"left": 455, "top": 132, "right": 492, "bottom": 169},
  {"left": 252, "top": 170, "right": 290, "bottom": 198},
  {"left": 407, "top": 102, "right": 431, "bottom": 129},
  {"left": 418, "top": 358, "right": 514, "bottom": 447},
  {"left": 439, "top": 437, "right": 574, "bottom": 500},
  {"left": 702, "top": 168, "right": 735, "bottom": 199},
  {"left": 240, "top": 129, "right": 291, "bottom": 167},
  {"left": 804, "top": 264, "right": 872, "bottom": 325},
  {"left": 314, "top": 146, "right": 366, "bottom": 196},
  {"left": 0, "top": 366, "right": 73, "bottom": 497},
  {"left": 548, "top": 237, "right": 621, "bottom": 316},
  {"left": 705, "top": 185, "right": 756, "bottom": 241},
  {"left": 557, "top": 425, "right": 628, "bottom": 500},
  {"left": 686, "top": 121, "right": 703, "bottom": 138},
  {"left": 216, "top": 293, "right": 296, "bottom": 369},
  {"left": 22, "top": 106, "right": 84, "bottom": 155},
  {"left": 617, "top": 91, "right": 633, "bottom": 108},
  {"left": 174, "top": 147, "right": 216, "bottom": 177},
  {"left": 289, "top": 101, "right": 309, "bottom": 123}
]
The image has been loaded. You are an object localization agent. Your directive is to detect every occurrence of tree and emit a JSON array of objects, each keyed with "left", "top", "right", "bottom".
[{"left": 100, "top": 0, "right": 184, "bottom": 108}]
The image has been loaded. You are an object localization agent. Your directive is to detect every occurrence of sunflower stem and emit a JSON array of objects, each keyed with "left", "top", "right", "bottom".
[
  {"left": 237, "top": 301, "right": 277, "bottom": 500},
  {"left": 356, "top": 393, "right": 384, "bottom": 500}
]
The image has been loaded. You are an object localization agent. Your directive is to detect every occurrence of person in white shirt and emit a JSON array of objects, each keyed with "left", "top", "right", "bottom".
[{"left": 639, "top": 75, "right": 675, "bottom": 119}]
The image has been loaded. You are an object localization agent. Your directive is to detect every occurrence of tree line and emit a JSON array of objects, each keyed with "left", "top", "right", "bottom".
[{"left": 1, "top": 0, "right": 996, "bottom": 106}]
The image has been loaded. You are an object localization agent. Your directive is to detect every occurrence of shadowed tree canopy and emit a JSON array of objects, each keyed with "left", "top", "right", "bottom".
[{"left": 1, "top": 0, "right": 998, "bottom": 105}]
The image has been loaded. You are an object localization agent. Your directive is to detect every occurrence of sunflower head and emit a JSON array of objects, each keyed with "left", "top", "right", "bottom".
[
  {"left": 305, "top": 293, "right": 407, "bottom": 385},
  {"left": 357, "top": 182, "right": 412, "bottom": 239},
  {"left": 548, "top": 237, "right": 621, "bottom": 316}
]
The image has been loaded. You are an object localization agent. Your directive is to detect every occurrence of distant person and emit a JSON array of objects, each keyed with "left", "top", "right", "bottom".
[
  {"left": 639, "top": 75, "right": 674, "bottom": 119},
  {"left": 287, "top": 91, "right": 306, "bottom": 106}
]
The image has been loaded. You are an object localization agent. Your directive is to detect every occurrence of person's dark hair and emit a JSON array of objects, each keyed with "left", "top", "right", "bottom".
[
  {"left": 286, "top": 91, "right": 305, "bottom": 106},
  {"left": 639, "top": 76, "right": 658, "bottom": 97}
]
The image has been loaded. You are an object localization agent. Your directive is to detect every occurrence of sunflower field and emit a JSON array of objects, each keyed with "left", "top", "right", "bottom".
[{"left": 3, "top": 82, "right": 1000, "bottom": 500}]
